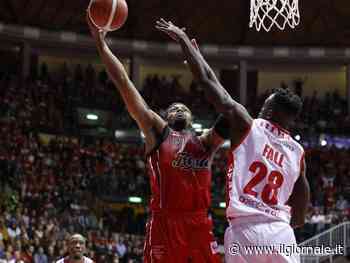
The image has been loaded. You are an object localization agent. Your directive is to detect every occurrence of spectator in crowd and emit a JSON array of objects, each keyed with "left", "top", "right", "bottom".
[
  {"left": 34, "top": 247, "right": 48, "bottom": 263},
  {"left": 310, "top": 208, "right": 326, "bottom": 233}
]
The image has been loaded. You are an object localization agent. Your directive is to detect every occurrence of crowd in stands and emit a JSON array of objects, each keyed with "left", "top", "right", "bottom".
[
  {"left": 0, "top": 62, "right": 350, "bottom": 261},
  {"left": 0, "top": 117, "right": 145, "bottom": 262},
  {"left": 0, "top": 205, "right": 144, "bottom": 263},
  {"left": 3, "top": 61, "right": 350, "bottom": 134},
  {"left": 293, "top": 145, "right": 350, "bottom": 241}
]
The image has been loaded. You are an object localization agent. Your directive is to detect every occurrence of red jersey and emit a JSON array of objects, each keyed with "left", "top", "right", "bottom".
[{"left": 147, "top": 127, "right": 213, "bottom": 212}]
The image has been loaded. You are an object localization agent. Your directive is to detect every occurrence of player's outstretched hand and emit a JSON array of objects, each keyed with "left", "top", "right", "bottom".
[
  {"left": 155, "top": 18, "right": 187, "bottom": 42},
  {"left": 86, "top": 10, "right": 107, "bottom": 43}
]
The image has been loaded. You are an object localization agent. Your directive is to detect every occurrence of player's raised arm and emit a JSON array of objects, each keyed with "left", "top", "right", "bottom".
[
  {"left": 287, "top": 156, "right": 310, "bottom": 228},
  {"left": 87, "top": 14, "right": 166, "bottom": 153},
  {"left": 156, "top": 19, "right": 253, "bottom": 133}
]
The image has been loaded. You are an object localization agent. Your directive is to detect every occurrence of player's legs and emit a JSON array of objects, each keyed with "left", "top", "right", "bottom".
[
  {"left": 144, "top": 215, "right": 190, "bottom": 263},
  {"left": 145, "top": 213, "right": 222, "bottom": 263},
  {"left": 224, "top": 219, "right": 300, "bottom": 263},
  {"left": 190, "top": 242, "right": 222, "bottom": 263},
  {"left": 188, "top": 217, "right": 222, "bottom": 263}
]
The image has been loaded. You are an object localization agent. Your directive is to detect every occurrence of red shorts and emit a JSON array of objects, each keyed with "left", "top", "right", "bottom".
[{"left": 144, "top": 211, "right": 222, "bottom": 263}]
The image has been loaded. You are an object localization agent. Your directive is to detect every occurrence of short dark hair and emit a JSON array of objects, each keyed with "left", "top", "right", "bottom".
[{"left": 271, "top": 88, "right": 303, "bottom": 116}]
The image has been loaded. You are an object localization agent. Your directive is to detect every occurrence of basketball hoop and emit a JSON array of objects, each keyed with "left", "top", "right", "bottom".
[{"left": 249, "top": 0, "right": 300, "bottom": 32}]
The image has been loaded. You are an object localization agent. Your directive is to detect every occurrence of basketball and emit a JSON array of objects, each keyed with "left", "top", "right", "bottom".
[{"left": 88, "top": 0, "right": 128, "bottom": 31}]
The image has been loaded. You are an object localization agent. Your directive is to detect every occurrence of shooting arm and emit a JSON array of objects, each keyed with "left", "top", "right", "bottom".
[{"left": 94, "top": 37, "right": 166, "bottom": 151}]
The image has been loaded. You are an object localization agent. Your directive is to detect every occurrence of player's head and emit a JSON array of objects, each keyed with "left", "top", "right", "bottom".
[
  {"left": 68, "top": 234, "right": 86, "bottom": 260},
  {"left": 258, "top": 88, "right": 302, "bottom": 129},
  {"left": 165, "top": 102, "right": 193, "bottom": 131}
]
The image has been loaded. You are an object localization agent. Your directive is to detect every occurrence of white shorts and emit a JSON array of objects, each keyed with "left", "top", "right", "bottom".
[{"left": 224, "top": 217, "right": 300, "bottom": 263}]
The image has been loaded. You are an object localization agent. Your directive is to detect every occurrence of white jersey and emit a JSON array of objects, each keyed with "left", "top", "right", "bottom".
[
  {"left": 56, "top": 256, "right": 94, "bottom": 263},
  {"left": 226, "top": 118, "right": 304, "bottom": 223}
]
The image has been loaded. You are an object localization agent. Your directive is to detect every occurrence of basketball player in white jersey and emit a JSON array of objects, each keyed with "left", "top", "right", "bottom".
[
  {"left": 56, "top": 234, "right": 94, "bottom": 263},
  {"left": 156, "top": 19, "right": 310, "bottom": 263}
]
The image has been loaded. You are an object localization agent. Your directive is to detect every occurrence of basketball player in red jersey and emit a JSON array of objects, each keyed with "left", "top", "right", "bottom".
[
  {"left": 157, "top": 19, "right": 310, "bottom": 263},
  {"left": 56, "top": 234, "right": 94, "bottom": 263},
  {"left": 87, "top": 14, "right": 224, "bottom": 263}
]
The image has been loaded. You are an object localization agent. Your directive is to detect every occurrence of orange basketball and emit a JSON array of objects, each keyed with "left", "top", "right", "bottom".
[{"left": 88, "top": 0, "right": 128, "bottom": 31}]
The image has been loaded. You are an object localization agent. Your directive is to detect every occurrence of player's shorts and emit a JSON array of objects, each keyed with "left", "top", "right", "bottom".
[
  {"left": 224, "top": 216, "right": 300, "bottom": 263},
  {"left": 143, "top": 210, "right": 222, "bottom": 263}
]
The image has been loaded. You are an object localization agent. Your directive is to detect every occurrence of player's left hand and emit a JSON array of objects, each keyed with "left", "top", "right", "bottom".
[{"left": 155, "top": 18, "right": 187, "bottom": 42}]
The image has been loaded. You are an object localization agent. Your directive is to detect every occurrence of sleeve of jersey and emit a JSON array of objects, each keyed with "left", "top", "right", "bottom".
[{"left": 213, "top": 114, "right": 230, "bottom": 139}]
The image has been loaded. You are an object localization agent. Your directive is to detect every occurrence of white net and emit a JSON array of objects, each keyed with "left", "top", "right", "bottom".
[{"left": 249, "top": 0, "right": 300, "bottom": 32}]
